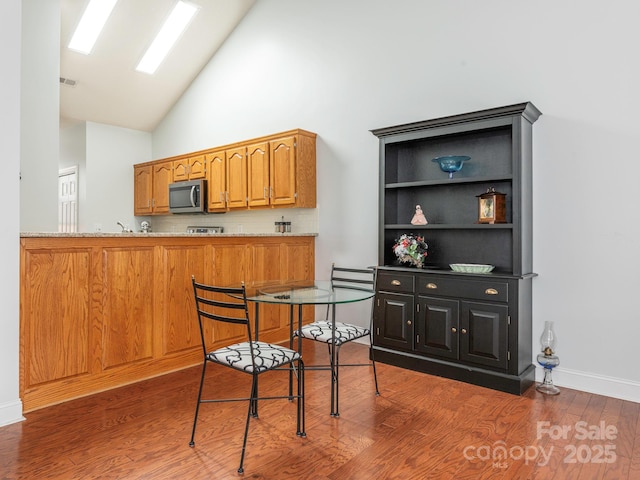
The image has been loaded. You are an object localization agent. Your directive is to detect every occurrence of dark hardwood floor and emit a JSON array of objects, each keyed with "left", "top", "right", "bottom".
[{"left": 2, "top": 341, "right": 639, "bottom": 479}]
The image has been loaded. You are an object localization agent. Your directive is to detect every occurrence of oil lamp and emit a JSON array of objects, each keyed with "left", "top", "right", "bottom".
[{"left": 536, "top": 321, "right": 560, "bottom": 395}]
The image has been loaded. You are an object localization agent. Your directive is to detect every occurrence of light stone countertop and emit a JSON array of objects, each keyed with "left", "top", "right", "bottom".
[{"left": 20, "top": 232, "right": 318, "bottom": 238}]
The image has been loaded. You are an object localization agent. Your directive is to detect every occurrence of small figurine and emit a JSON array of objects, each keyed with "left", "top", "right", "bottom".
[{"left": 411, "top": 205, "right": 428, "bottom": 225}]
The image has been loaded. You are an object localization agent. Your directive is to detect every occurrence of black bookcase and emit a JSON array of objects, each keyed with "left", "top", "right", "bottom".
[{"left": 371, "top": 103, "right": 541, "bottom": 394}]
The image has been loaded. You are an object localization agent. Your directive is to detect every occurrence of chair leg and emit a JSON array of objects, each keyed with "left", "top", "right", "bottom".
[
  {"left": 297, "top": 359, "right": 306, "bottom": 437},
  {"left": 238, "top": 376, "right": 257, "bottom": 474},
  {"left": 328, "top": 343, "right": 338, "bottom": 416},
  {"left": 370, "top": 338, "right": 380, "bottom": 396},
  {"left": 333, "top": 346, "right": 341, "bottom": 417},
  {"left": 189, "top": 361, "right": 207, "bottom": 447}
]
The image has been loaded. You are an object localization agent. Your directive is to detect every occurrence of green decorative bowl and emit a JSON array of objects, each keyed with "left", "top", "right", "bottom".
[{"left": 450, "top": 263, "right": 495, "bottom": 274}]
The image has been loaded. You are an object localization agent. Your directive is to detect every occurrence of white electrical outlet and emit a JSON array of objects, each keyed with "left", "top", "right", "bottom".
[{"left": 94, "top": 223, "right": 102, "bottom": 232}]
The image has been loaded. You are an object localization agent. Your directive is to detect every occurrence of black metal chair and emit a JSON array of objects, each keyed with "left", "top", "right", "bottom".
[
  {"left": 293, "top": 264, "right": 379, "bottom": 416},
  {"left": 189, "top": 277, "right": 305, "bottom": 474}
]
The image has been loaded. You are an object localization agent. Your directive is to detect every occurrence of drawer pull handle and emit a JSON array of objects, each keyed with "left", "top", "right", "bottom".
[
  {"left": 485, "top": 288, "right": 498, "bottom": 295},
  {"left": 391, "top": 280, "right": 401, "bottom": 286},
  {"left": 426, "top": 283, "right": 438, "bottom": 289}
]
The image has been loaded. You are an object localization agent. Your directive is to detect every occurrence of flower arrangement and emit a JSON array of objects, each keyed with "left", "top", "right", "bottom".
[{"left": 393, "top": 233, "right": 429, "bottom": 268}]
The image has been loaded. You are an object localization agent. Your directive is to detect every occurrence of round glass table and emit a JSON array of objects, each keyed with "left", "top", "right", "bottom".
[{"left": 237, "top": 280, "right": 376, "bottom": 416}]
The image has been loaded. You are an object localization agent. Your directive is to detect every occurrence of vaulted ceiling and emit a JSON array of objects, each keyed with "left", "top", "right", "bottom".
[{"left": 59, "top": 0, "right": 255, "bottom": 132}]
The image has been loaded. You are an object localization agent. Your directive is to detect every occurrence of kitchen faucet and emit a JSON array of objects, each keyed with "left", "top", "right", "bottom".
[{"left": 117, "top": 221, "right": 133, "bottom": 233}]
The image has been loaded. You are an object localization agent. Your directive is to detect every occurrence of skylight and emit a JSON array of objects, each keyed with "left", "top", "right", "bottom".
[
  {"left": 68, "top": 0, "right": 118, "bottom": 55},
  {"left": 136, "top": 1, "right": 199, "bottom": 75}
]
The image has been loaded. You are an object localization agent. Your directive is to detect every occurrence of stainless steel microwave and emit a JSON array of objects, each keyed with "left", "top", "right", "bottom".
[{"left": 169, "top": 179, "right": 207, "bottom": 214}]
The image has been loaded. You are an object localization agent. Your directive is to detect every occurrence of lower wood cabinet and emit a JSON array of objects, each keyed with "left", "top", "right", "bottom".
[
  {"left": 20, "top": 234, "right": 315, "bottom": 412},
  {"left": 373, "top": 267, "right": 534, "bottom": 394}
]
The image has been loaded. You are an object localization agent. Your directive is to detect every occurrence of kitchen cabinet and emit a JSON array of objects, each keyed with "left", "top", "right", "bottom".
[
  {"left": 173, "top": 154, "right": 206, "bottom": 181},
  {"left": 134, "top": 165, "right": 152, "bottom": 215},
  {"left": 371, "top": 103, "right": 541, "bottom": 394},
  {"left": 247, "top": 141, "right": 270, "bottom": 207},
  {"left": 247, "top": 134, "right": 316, "bottom": 208},
  {"left": 133, "top": 161, "right": 172, "bottom": 215},
  {"left": 226, "top": 146, "right": 248, "bottom": 209},
  {"left": 206, "top": 149, "right": 226, "bottom": 211},
  {"left": 20, "top": 234, "right": 315, "bottom": 412},
  {"left": 206, "top": 146, "right": 249, "bottom": 212},
  {"left": 268, "top": 136, "right": 298, "bottom": 207},
  {"left": 135, "top": 129, "right": 316, "bottom": 215},
  {"left": 375, "top": 269, "right": 531, "bottom": 394}
]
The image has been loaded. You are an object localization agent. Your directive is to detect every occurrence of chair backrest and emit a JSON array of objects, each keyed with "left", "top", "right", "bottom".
[
  {"left": 330, "top": 264, "right": 376, "bottom": 292},
  {"left": 324, "top": 264, "right": 377, "bottom": 321},
  {"left": 191, "top": 276, "right": 253, "bottom": 356}
]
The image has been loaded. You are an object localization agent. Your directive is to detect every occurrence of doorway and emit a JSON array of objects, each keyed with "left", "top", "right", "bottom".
[{"left": 58, "top": 166, "right": 78, "bottom": 232}]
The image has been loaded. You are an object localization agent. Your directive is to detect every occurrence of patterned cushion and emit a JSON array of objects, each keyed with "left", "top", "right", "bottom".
[
  {"left": 294, "top": 321, "right": 369, "bottom": 346},
  {"left": 207, "top": 341, "right": 301, "bottom": 373}
]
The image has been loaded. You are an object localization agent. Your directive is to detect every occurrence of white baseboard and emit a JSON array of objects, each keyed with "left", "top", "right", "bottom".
[
  {"left": 0, "top": 399, "right": 25, "bottom": 427},
  {"left": 536, "top": 366, "right": 640, "bottom": 403},
  {"left": 358, "top": 341, "right": 640, "bottom": 403}
]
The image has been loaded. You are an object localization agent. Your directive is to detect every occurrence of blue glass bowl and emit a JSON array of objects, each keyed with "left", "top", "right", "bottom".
[{"left": 432, "top": 155, "right": 471, "bottom": 179}]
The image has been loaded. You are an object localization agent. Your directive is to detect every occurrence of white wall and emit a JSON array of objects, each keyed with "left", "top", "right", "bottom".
[
  {"left": 153, "top": 0, "right": 640, "bottom": 402},
  {"left": 60, "top": 122, "right": 87, "bottom": 229},
  {"left": 0, "top": 0, "right": 24, "bottom": 427},
  {"left": 84, "top": 122, "right": 152, "bottom": 233},
  {"left": 20, "top": 0, "right": 59, "bottom": 232},
  {"left": 59, "top": 122, "right": 151, "bottom": 233}
]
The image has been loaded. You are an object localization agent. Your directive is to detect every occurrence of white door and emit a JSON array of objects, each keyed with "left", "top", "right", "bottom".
[{"left": 58, "top": 166, "right": 78, "bottom": 232}]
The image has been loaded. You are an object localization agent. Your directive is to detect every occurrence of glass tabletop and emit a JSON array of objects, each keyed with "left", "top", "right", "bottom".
[{"left": 240, "top": 280, "right": 375, "bottom": 305}]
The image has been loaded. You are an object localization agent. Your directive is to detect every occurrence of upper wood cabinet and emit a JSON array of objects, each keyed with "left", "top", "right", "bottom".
[
  {"left": 247, "top": 141, "right": 270, "bottom": 207},
  {"left": 226, "top": 146, "right": 248, "bottom": 209},
  {"left": 152, "top": 162, "right": 172, "bottom": 214},
  {"left": 134, "top": 165, "right": 152, "bottom": 215},
  {"left": 245, "top": 132, "right": 316, "bottom": 209},
  {"left": 173, "top": 154, "right": 206, "bottom": 182},
  {"left": 134, "top": 161, "right": 172, "bottom": 215},
  {"left": 206, "top": 150, "right": 226, "bottom": 211},
  {"left": 269, "top": 136, "right": 297, "bottom": 207},
  {"left": 135, "top": 129, "right": 316, "bottom": 215}
]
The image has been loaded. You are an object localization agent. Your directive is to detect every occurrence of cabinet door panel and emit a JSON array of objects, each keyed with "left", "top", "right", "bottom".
[
  {"left": 152, "top": 162, "right": 172, "bottom": 213},
  {"left": 247, "top": 142, "right": 270, "bottom": 207},
  {"left": 226, "top": 147, "right": 248, "bottom": 209},
  {"left": 207, "top": 151, "right": 226, "bottom": 211},
  {"left": 416, "top": 296, "right": 458, "bottom": 359},
  {"left": 374, "top": 292, "right": 413, "bottom": 350},
  {"left": 161, "top": 245, "right": 207, "bottom": 355},
  {"left": 134, "top": 165, "right": 152, "bottom": 215},
  {"left": 102, "top": 247, "right": 154, "bottom": 368},
  {"left": 460, "top": 301, "right": 508, "bottom": 370},
  {"left": 23, "top": 248, "right": 92, "bottom": 386},
  {"left": 211, "top": 244, "right": 250, "bottom": 345},
  {"left": 189, "top": 155, "right": 206, "bottom": 179},
  {"left": 173, "top": 160, "right": 189, "bottom": 181},
  {"left": 269, "top": 136, "right": 296, "bottom": 206},
  {"left": 252, "top": 243, "right": 287, "bottom": 334}
]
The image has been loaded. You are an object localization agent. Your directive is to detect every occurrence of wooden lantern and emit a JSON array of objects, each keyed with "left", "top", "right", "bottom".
[{"left": 477, "top": 187, "right": 506, "bottom": 224}]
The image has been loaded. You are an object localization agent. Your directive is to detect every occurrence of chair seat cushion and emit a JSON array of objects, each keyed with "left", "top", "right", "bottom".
[
  {"left": 207, "top": 341, "right": 301, "bottom": 373},
  {"left": 294, "top": 321, "right": 370, "bottom": 345}
]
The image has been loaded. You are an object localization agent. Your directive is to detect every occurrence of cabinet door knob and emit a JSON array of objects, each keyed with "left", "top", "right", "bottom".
[
  {"left": 426, "top": 283, "right": 438, "bottom": 289},
  {"left": 451, "top": 327, "right": 457, "bottom": 333},
  {"left": 461, "top": 328, "right": 467, "bottom": 334},
  {"left": 407, "top": 320, "right": 412, "bottom": 325},
  {"left": 485, "top": 288, "right": 498, "bottom": 295},
  {"left": 391, "top": 280, "right": 401, "bottom": 286}
]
